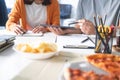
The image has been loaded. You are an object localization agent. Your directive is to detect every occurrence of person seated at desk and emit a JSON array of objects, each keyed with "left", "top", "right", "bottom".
[
  {"left": 6, "top": 0, "right": 60, "bottom": 35},
  {"left": 75, "top": 0, "right": 120, "bottom": 35},
  {"left": 0, "top": 0, "right": 8, "bottom": 26},
  {"left": 49, "top": 0, "right": 120, "bottom": 35}
]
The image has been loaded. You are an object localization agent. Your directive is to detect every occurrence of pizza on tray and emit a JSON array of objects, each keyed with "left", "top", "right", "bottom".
[
  {"left": 64, "top": 53, "right": 120, "bottom": 80},
  {"left": 64, "top": 68, "right": 119, "bottom": 80},
  {"left": 86, "top": 53, "right": 120, "bottom": 74}
]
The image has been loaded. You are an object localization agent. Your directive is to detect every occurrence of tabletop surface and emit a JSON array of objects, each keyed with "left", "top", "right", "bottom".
[{"left": 0, "top": 29, "right": 119, "bottom": 80}]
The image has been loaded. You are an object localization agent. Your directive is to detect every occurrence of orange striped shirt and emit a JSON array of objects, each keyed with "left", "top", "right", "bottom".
[{"left": 6, "top": 0, "right": 60, "bottom": 31}]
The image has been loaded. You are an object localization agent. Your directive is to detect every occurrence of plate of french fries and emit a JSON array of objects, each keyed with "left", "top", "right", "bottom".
[{"left": 13, "top": 42, "right": 58, "bottom": 59}]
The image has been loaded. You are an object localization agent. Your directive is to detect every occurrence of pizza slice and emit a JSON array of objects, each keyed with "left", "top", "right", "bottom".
[
  {"left": 86, "top": 53, "right": 120, "bottom": 74},
  {"left": 63, "top": 68, "right": 119, "bottom": 80}
]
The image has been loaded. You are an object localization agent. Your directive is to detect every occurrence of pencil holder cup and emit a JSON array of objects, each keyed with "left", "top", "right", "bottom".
[
  {"left": 95, "top": 25, "right": 114, "bottom": 54},
  {"left": 116, "top": 27, "right": 120, "bottom": 47}
]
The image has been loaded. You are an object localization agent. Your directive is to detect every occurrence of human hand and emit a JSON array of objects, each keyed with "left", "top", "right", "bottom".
[
  {"left": 75, "top": 19, "right": 95, "bottom": 35},
  {"left": 11, "top": 24, "right": 26, "bottom": 35},
  {"left": 32, "top": 26, "right": 48, "bottom": 33},
  {"left": 48, "top": 27, "right": 66, "bottom": 35}
]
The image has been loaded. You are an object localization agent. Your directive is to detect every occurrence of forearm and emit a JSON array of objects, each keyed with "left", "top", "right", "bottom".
[{"left": 63, "top": 29, "right": 82, "bottom": 34}]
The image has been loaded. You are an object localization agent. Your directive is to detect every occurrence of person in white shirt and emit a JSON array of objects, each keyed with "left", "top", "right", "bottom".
[
  {"left": 49, "top": 0, "right": 120, "bottom": 35},
  {"left": 75, "top": 0, "right": 120, "bottom": 35}
]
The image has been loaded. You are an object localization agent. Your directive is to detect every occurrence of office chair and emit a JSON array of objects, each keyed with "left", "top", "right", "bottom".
[
  {"left": 0, "top": 0, "right": 8, "bottom": 26},
  {"left": 60, "top": 4, "right": 72, "bottom": 19}
]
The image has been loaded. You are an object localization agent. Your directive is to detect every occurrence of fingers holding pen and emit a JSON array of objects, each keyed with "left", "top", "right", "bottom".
[
  {"left": 12, "top": 24, "right": 26, "bottom": 35},
  {"left": 75, "top": 19, "right": 86, "bottom": 28},
  {"left": 75, "top": 19, "right": 95, "bottom": 35},
  {"left": 75, "top": 19, "right": 85, "bottom": 32}
]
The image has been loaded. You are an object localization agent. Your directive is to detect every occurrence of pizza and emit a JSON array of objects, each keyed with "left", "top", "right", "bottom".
[
  {"left": 63, "top": 53, "right": 120, "bottom": 80},
  {"left": 64, "top": 68, "right": 119, "bottom": 80},
  {"left": 86, "top": 53, "right": 120, "bottom": 74}
]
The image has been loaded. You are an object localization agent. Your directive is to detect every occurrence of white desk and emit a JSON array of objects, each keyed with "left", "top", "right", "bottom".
[{"left": 0, "top": 30, "right": 118, "bottom": 80}]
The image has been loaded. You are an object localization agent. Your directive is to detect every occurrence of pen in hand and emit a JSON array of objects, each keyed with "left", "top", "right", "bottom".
[
  {"left": 14, "top": 25, "right": 26, "bottom": 35},
  {"left": 68, "top": 22, "right": 79, "bottom": 26}
]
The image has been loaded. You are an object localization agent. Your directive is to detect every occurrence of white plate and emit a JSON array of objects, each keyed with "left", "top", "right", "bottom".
[{"left": 13, "top": 45, "right": 58, "bottom": 60}]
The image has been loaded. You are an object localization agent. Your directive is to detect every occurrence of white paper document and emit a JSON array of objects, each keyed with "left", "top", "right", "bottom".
[
  {"left": 18, "top": 31, "right": 44, "bottom": 37},
  {"left": 0, "top": 30, "right": 44, "bottom": 37},
  {"left": 57, "top": 34, "right": 95, "bottom": 49}
]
